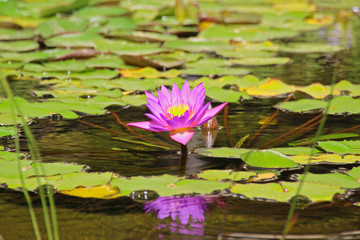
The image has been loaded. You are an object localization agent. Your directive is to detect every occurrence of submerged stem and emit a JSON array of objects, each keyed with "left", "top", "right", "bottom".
[{"left": 179, "top": 144, "right": 188, "bottom": 176}]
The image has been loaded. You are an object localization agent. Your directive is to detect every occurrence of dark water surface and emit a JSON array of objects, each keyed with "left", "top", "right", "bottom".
[{"left": 1, "top": 14, "right": 360, "bottom": 240}]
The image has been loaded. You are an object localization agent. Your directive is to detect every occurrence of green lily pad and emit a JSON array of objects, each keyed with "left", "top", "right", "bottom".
[
  {"left": 216, "top": 49, "right": 276, "bottom": 59},
  {"left": 0, "top": 60, "right": 23, "bottom": 69},
  {"left": 121, "top": 94, "right": 148, "bottom": 106},
  {"left": 199, "top": 25, "right": 299, "bottom": 42},
  {"left": 231, "top": 57, "right": 291, "bottom": 66},
  {"left": 0, "top": 40, "right": 39, "bottom": 52},
  {"left": 0, "top": 149, "right": 23, "bottom": 161},
  {"left": 111, "top": 174, "right": 230, "bottom": 196},
  {"left": 231, "top": 181, "right": 344, "bottom": 202},
  {"left": 99, "top": 17, "right": 137, "bottom": 33},
  {"left": 94, "top": 39, "right": 164, "bottom": 56},
  {"left": 45, "top": 32, "right": 104, "bottom": 48},
  {"left": 241, "top": 150, "right": 299, "bottom": 168},
  {"left": 195, "top": 147, "right": 250, "bottom": 158},
  {"left": 163, "top": 39, "right": 234, "bottom": 52},
  {"left": 279, "top": 42, "right": 344, "bottom": 53},
  {"left": 22, "top": 68, "right": 118, "bottom": 80},
  {"left": 205, "top": 87, "right": 248, "bottom": 102},
  {"left": 181, "top": 67, "right": 251, "bottom": 76},
  {"left": 0, "top": 49, "right": 73, "bottom": 62},
  {"left": 0, "top": 28, "right": 34, "bottom": 40},
  {"left": 298, "top": 173, "right": 360, "bottom": 189},
  {"left": 276, "top": 96, "right": 360, "bottom": 115},
  {"left": 23, "top": 59, "right": 87, "bottom": 72},
  {"left": 317, "top": 140, "right": 360, "bottom": 155},
  {"left": 18, "top": 0, "right": 89, "bottom": 18},
  {"left": 75, "top": 6, "right": 128, "bottom": 18},
  {"left": 290, "top": 154, "right": 360, "bottom": 165},
  {"left": 0, "top": 127, "right": 17, "bottom": 137},
  {"left": 37, "top": 17, "right": 89, "bottom": 38},
  {"left": 197, "top": 169, "right": 255, "bottom": 181}
]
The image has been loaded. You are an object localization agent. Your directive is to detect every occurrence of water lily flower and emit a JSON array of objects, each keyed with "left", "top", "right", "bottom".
[{"left": 127, "top": 81, "right": 228, "bottom": 145}]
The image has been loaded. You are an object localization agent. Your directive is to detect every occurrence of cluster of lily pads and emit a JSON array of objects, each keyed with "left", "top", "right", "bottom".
[{"left": 0, "top": 0, "right": 359, "bottom": 204}]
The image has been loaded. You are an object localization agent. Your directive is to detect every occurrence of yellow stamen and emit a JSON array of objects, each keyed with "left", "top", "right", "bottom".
[{"left": 167, "top": 104, "right": 189, "bottom": 117}]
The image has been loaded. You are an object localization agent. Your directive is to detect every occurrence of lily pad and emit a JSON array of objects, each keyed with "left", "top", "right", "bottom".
[
  {"left": 231, "top": 57, "right": 291, "bottom": 66},
  {"left": 181, "top": 67, "right": 251, "bottom": 77},
  {"left": 298, "top": 173, "right": 360, "bottom": 189},
  {"left": 241, "top": 150, "right": 299, "bottom": 168},
  {"left": 279, "top": 42, "right": 344, "bottom": 53},
  {"left": 111, "top": 174, "right": 230, "bottom": 196},
  {"left": 318, "top": 140, "right": 360, "bottom": 155},
  {"left": 37, "top": 17, "right": 89, "bottom": 38},
  {"left": 276, "top": 96, "right": 360, "bottom": 115},
  {"left": 205, "top": 87, "right": 248, "bottom": 102},
  {"left": 0, "top": 40, "right": 39, "bottom": 52},
  {"left": 0, "top": 28, "right": 34, "bottom": 40}
]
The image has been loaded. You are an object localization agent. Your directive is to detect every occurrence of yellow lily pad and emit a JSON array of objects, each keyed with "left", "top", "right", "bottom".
[
  {"left": 119, "top": 67, "right": 180, "bottom": 78},
  {"left": 59, "top": 185, "right": 122, "bottom": 199}
]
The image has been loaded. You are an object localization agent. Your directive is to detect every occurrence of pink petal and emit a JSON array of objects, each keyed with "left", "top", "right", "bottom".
[
  {"left": 196, "top": 102, "right": 228, "bottom": 126},
  {"left": 180, "top": 81, "right": 190, "bottom": 99},
  {"left": 171, "top": 82, "right": 183, "bottom": 105},
  {"left": 145, "top": 91, "right": 158, "bottom": 103},
  {"left": 127, "top": 121, "right": 169, "bottom": 132},
  {"left": 169, "top": 128, "right": 194, "bottom": 145}
]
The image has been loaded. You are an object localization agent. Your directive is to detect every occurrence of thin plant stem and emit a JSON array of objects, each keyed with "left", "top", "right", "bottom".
[
  {"left": 1, "top": 77, "right": 59, "bottom": 240},
  {"left": 282, "top": 67, "right": 338, "bottom": 236},
  {"left": 223, "top": 105, "right": 233, "bottom": 147},
  {"left": 259, "top": 113, "right": 323, "bottom": 149},
  {"left": 179, "top": 144, "right": 188, "bottom": 176},
  {"left": 246, "top": 95, "right": 292, "bottom": 148},
  {"left": 111, "top": 112, "right": 176, "bottom": 147},
  {"left": 1, "top": 84, "right": 42, "bottom": 239}
]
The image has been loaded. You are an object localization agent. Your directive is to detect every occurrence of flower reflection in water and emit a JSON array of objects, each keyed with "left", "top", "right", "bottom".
[{"left": 144, "top": 195, "right": 224, "bottom": 236}]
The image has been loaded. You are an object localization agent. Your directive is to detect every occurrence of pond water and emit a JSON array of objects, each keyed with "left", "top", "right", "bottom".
[{"left": 1, "top": 3, "right": 360, "bottom": 240}]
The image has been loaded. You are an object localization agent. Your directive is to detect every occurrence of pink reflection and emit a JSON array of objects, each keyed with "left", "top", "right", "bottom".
[{"left": 144, "top": 195, "right": 224, "bottom": 236}]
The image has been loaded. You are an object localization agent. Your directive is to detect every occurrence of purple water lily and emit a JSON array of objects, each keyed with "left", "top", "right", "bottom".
[{"left": 127, "top": 81, "right": 228, "bottom": 145}]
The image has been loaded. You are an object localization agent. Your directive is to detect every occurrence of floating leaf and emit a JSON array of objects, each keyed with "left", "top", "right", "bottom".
[
  {"left": 59, "top": 185, "right": 122, "bottom": 199},
  {"left": 111, "top": 174, "right": 229, "bottom": 196},
  {"left": 0, "top": 40, "right": 39, "bottom": 52},
  {"left": 318, "top": 140, "right": 360, "bottom": 155},
  {"left": 37, "top": 17, "right": 89, "bottom": 38},
  {"left": 231, "top": 57, "right": 291, "bottom": 66},
  {"left": 45, "top": 32, "right": 103, "bottom": 48},
  {"left": 241, "top": 150, "right": 299, "bottom": 168},
  {"left": 279, "top": 42, "right": 344, "bottom": 53},
  {"left": 181, "top": 67, "right": 250, "bottom": 76},
  {"left": 75, "top": 6, "right": 128, "bottom": 18},
  {"left": 0, "top": 49, "right": 73, "bottom": 63},
  {"left": 290, "top": 154, "right": 360, "bottom": 165},
  {"left": 164, "top": 39, "right": 234, "bottom": 52},
  {"left": 120, "top": 55, "right": 185, "bottom": 69},
  {"left": 276, "top": 96, "right": 360, "bottom": 115},
  {"left": 298, "top": 173, "right": 360, "bottom": 189},
  {"left": 0, "top": 28, "right": 34, "bottom": 40},
  {"left": 205, "top": 87, "right": 247, "bottom": 102},
  {"left": 0, "top": 127, "right": 17, "bottom": 137},
  {"left": 246, "top": 78, "right": 295, "bottom": 97},
  {"left": 23, "top": 68, "right": 118, "bottom": 80},
  {"left": 231, "top": 181, "right": 344, "bottom": 202},
  {"left": 121, "top": 94, "right": 148, "bottom": 106},
  {"left": 197, "top": 169, "right": 254, "bottom": 181},
  {"left": 195, "top": 147, "right": 250, "bottom": 158},
  {"left": 119, "top": 67, "right": 180, "bottom": 78}
]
